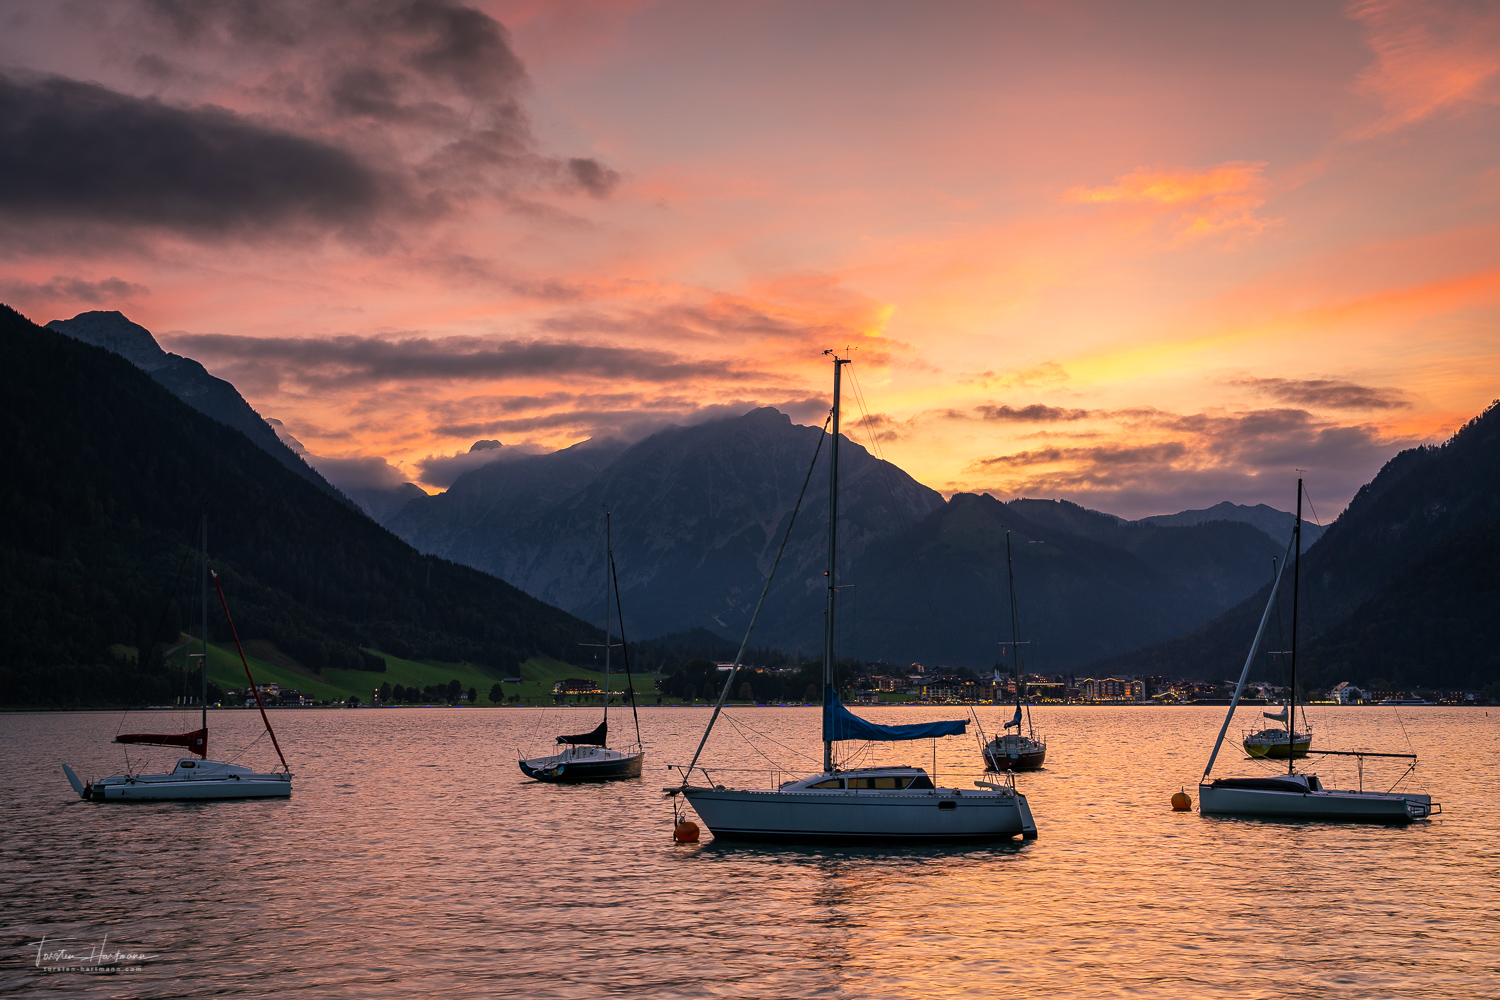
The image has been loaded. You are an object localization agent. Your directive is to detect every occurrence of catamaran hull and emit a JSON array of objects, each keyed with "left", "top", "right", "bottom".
[
  {"left": 91, "top": 775, "right": 292, "bottom": 801},
  {"left": 682, "top": 787, "right": 1038, "bottom": 842},
  {"left": 1198, "top": 783, "right": 1431, "bottom": 822},
  {"left": 519, "top": 751, "right": 644, "bottom": 782}
]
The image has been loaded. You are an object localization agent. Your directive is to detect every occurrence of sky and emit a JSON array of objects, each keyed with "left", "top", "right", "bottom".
[{"left": 2, "top": 0, "right": 1498, "bottom": 517}]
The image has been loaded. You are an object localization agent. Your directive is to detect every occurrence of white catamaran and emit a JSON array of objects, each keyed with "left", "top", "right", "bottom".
[
  {"left": 1198, "top": 480, "right": 1435, "bottom": 823},
  {"left": 63, "top": 514, "right": 293, "bottom": 802},
  {"left": 668, "top": 352, "right": 1038, "bottom": 842}
]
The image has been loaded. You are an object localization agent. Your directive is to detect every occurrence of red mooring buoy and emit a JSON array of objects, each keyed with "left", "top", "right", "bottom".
[
  {"left": 673, "top": 820, "right": 700, "bottom": 843},
  {"left": 1171, "top": 789, "right": 1192, "bottom": 811}
]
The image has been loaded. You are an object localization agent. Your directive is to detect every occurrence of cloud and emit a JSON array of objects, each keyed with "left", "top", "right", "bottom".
[
  {"left": 414, "top": 439, "right": 545, "bottom": 487},
  {"left": 0, "top": 2, "right": 620, "bottom": 240},
  {"left": 0, "top": 274, "right": 150, "bottom": 304},
  {"left": 564, "top": 157, "right": 621, "bottom": 198},
  {"left": 959, "top": 406, "right": 1414, "bottom": 518},
  {"left": 974, "top": 403, "right": 1093, "bottom": 422},
  {"left": 166, "top": 331, "right": 775, "bottom": 389},
  {"left": 960, "top": 362, "right": 1069, "bottom": 390},
  {"left": 305, "top": 453, "right": 411, "bottom": 491},
  {"left": 1066, "top": 161, "right": 1273, "bottom": 239},
  {"left": 1346, "top": 0, "right": 1500, "bottom": 136},
  {"left": 0, "top": 72, "right": 385, "bottom": 236},
  {"left": 1230, "top": 376, "right": 1410, "bottom": 410}
]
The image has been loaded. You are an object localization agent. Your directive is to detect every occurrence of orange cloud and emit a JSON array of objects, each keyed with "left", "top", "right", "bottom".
[
  {"left": 1065, "top": 161, "right": 1273, "bottom": 239},
  {"left": 1346, "top": 0, "right": 1500, "bottom": 136}
]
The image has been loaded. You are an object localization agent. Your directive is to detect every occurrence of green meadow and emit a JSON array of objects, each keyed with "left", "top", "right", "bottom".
[{"left": 168, "top": 639, "right": 661, "bottom": 705}]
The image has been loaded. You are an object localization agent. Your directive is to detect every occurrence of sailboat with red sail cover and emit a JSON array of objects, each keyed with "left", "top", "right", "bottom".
[{"left": 62, "top": 515, "right": 293, "bottom": 802}]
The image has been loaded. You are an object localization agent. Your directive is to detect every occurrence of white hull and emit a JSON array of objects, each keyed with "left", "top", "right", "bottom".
[
  {"left": 71, "top": 759, "right": 293, "bottom": 801},
  {"left": 1199, "top": 781, "right": 1431, "bottom": 822},
  {"left": 682, "top": 773, "right": 1037, "bottom": 842}
]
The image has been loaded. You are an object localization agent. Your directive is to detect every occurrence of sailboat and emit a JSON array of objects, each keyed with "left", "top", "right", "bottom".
[
  {"left": 62, "top": 514, "right": 293, "bottom": 801},
  {"left": 518, "top": 513, "right": 645, "bottom": 782},
  {"left": 1242, "top": 701, "right": 1311, "bottom": 759},
  {"left": 668, "top": 352, "right": 1038, "bottom": 842},
  {"left": 982, "top": 531, "right": 1047, "bottom": 772},
  {"left": 1198, "top": 480, "right": 1436, "bottom": 822}
]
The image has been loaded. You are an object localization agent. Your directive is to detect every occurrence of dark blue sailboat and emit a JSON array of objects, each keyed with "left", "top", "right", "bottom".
[{"left": 519, "top": 514, "right": 644, "bottom": 782}]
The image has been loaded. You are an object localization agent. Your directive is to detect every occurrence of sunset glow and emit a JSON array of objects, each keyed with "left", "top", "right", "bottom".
[{"left": 3, "top": 0, "right": 1498, "bottom": 515}]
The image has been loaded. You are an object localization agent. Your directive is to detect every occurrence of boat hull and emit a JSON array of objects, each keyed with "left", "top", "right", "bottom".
[
  {"left": 681, "top": 786, "right": 1038, "bottom": 842},
  {"left": 983, "top": 743, "right": 1046, "bottom": 771},
  {"left": 91, "top": 773, "right": 292, "bottom": 801},
  {"left": 519, "top": 748, "right": 644, "bottom": 782},
  {"left": 1198, "top": 782, "right": 1431, "bottom": 822},
  {"left": 1242, "top": 731, "right": 1312, "bottom": 759}
]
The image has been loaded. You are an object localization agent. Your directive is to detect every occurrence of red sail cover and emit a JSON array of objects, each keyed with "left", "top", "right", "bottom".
[{"left": 115, "top": 728, "right": 207, "bottom": 757}]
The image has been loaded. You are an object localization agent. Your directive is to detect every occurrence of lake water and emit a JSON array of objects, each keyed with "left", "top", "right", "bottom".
[{"left": 2, "top": 705, "right": 1496, "bottom": 999}]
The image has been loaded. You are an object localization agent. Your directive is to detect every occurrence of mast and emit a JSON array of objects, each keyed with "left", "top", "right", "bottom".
[
  {"left": 823, "top": 351, "right": 849, "bottom": 774},
  {"left": 603, "top": 512, "right": 612, "bottom": 726},
  {"left": 1005, "top": 531, "right": 1025, "bottom": 732},
  {"left": 200, "top": 510, "right": 208, "bottom": 737},
  {"left": 1289, "top": 479, "right": 1302, "bottom": 776}
]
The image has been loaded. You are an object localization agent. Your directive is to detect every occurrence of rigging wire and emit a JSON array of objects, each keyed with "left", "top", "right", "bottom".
[{"left": 679, "top": 409, "right": 834, "bottom": 783}]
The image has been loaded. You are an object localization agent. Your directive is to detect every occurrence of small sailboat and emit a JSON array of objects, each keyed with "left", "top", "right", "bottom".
[
  {"left": 1198, "top": 480, "right": 1435, "bottom": 823},
  {"left": 1242, "top": 702, "right": 1310, "bottom": 759},
  {"left": 669, "top": 352, "right": 1037, "bottom": 842},
  {"left": 519, "top": 513, "right": 644, "bottom": 782},
  {"left": 63, "top": 514, "right": 292, "bottom": 801},
  {"left": 982, "top": 531, "right": 1046, "bottom": 772}
]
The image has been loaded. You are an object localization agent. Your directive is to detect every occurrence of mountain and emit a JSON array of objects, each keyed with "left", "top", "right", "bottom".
[
  {"left": 46, "top": 310, "right": 351, "bottom": 507},
  {"left": 0, "top": 304, "right": 599, "bottom": 706},
  {"left": 373, "top": 407, "right": 1281, "bottom": 668},
  {"left": 1138, "top": 500, "right": 1324, "bottom": 548},
  {"left": 342, "top": 482, "right": 429, "bottom": 523},
  {"left": 482, "top": 407, "right": 946, "bottom": 644},
  {"left": 386, "top": 437, "right": 626, "bottom": 562},
  {"left": 1094, "top": 402, "right": 1500, "bottom": 691},
  {"left": 836, "top": 493, "right": 1282, "bottom": 669}
]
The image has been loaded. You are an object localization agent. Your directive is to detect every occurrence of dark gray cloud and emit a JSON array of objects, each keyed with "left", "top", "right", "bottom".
[
  {"left": 973, "top": 442, "right": 1190, "bottom": 470},
  {"left": 0, "top": 274, "right": 150, "bottom": 304},
  {"left": 1231, "top": 377, "right": 1410, "bottom": 410},
  {"left": 0, "top": 72, "right": 384, "bottom": 235},
  {"left": 974, "top": 403, "right": 1093, "bottom": 422},
  {"left": 564, "top": 157, "right": 620, "bottom": 198},
  {"left": 0, "top": 1, "right": 619, "bottom": 239},
  {"left": 167, "top": 331, "right": 773, "bottom": 388},
  {"left": 961, "top": 405, "right": 1414, "bottom": 517}
]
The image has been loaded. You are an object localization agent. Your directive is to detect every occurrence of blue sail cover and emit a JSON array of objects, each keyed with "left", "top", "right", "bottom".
[{"left": 822, "top": 687, "right": 968, "bottom": 742}]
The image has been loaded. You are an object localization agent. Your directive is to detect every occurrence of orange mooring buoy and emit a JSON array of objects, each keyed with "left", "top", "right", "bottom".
[
  {"left": 673, "top": 820, "right": 700, "bottom": 843},
  {"left": 1171, "top": 789, "right": 1192, "bottom": 811}
]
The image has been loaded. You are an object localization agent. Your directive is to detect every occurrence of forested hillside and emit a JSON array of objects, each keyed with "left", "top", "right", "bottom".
[
  {"left": 0, "top": 305, "right": 600, "bottom": 706},
  {"left": 1093, "top": 401, "right": 1500, "bottom": 690}
]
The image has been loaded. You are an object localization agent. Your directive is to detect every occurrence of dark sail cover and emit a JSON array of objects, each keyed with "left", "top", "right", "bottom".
[
  {"left": 822, "top": 688, "right": 967, "bottom": 742},
  {"left": 116, "top": 728, "right": 208, "bottom": 757},
  {"left": 557, "top": 720, "right": 607, "bottom": 746}
]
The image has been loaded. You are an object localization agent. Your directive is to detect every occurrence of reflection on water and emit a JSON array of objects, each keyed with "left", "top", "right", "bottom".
[{"left": 1, "top": 705, "right": 1495, "bottom": 998}]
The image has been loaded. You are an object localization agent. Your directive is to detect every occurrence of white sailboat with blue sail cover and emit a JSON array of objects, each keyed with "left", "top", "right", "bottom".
[{"left": 667, "top": 352, "right": 1038, "bottom": 842}]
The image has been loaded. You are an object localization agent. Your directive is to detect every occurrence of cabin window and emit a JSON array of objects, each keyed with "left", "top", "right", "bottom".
[
  {"left": 848, "top": 776, "right": 905, "bottom": 789},
  {"left": 180, "top": 760, "right": 195, "bottom": 768},
  {"left": 908, "top": 776, "right": 935, "bottom": 789},
  {"left": 938, "top": 800, "right": 957, "bottom": 810},
  {"left": 808, "top": 778, "right": 844, "bottom": 789}
]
